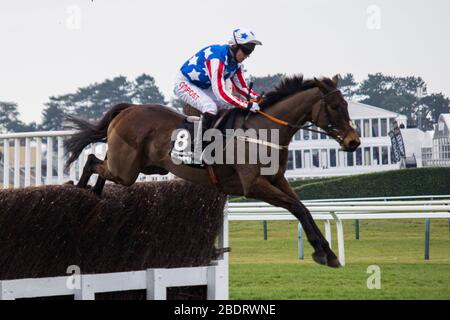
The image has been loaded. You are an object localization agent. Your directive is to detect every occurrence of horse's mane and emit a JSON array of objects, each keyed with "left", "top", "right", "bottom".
[{"left": 260, "top": 75, "right": 336, "bottom": 109}]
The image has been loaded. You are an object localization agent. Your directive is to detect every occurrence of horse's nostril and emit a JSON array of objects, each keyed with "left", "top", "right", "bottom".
[{"left": 349, "top": 140, "right": 360, "bottom": 150}]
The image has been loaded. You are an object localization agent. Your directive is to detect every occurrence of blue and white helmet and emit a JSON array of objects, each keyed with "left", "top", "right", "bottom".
[{"left": 228, "top": 28, "right": 262, "bottom": 46}]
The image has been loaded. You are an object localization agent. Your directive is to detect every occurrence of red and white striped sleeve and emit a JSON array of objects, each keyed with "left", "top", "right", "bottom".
[
  {"left": 231, "top": 67, "right": 259, "bottom": 99},
  {"left": 206, "top": 58, "right": 248, "bottom": 109}
]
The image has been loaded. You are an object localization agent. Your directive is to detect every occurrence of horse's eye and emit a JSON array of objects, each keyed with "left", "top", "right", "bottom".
[{"left": 330, "top": 103, "right": 339, "bottom": 110}]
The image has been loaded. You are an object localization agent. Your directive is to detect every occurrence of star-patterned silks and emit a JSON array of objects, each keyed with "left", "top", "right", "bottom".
[
  {"left": 241, "top": 33, "right": 248, "bottom": 40},
  {"left": 180, "top": 44, "right": 242, "bottom": 89},
  {"left": 188, "top": 55, "right": 198, "bottom": 66},
  {"left": 187, "top": 69, "right": 201, "bottom": 81},
  {"left": 203, "top": 47, "right": 213, "bottom": 59}
]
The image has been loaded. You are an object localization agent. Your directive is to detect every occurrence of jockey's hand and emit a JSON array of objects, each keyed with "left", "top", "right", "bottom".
[
  {"left": 247, "top": 102, "right": 260, "bottom": 113},
  {"left": 250, "top": 95, "right": 265, "bottom": 105}
]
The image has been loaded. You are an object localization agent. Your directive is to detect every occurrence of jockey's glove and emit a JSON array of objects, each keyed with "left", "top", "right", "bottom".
[{"left": 247, "top": 102, "right": 260, "bottom": 113}]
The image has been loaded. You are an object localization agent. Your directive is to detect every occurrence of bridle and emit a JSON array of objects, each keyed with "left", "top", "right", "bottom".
[{"left": 252, "top": 88, "right": 355, "bottom": 145}]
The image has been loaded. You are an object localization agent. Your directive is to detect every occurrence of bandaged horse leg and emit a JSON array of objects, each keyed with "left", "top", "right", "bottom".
[
  {"left": 241, "top": 175, "right": 329, "bottom": 266},
  {"left": 275, "top": 177, "right": 340, "bottom": 267}
]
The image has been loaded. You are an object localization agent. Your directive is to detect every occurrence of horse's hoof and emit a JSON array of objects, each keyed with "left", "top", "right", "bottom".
[
  {"left": 312, "top": 252, "right": 327, "bottom": 266},
  {"left": 327, "top": 257, "right": 341, "bottom": 268}
]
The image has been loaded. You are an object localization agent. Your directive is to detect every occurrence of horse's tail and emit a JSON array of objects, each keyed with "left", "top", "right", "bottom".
[{"left": 64, "top": 103, "right": 132, "bottom": 169}]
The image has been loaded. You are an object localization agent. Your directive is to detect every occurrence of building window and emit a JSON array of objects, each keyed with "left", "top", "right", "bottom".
[
  {"left": 363, "top": 119, "right": 370, "bottom": 137},
  {"left": 312, "top": 149, "right": 319, "bottom": 168},
  {"left": 355, "top": 120, "right": 361, "bottom": 136},
  {"left": 373, "top": 147, "right": 380, "bottom": 165},
  {"left": 389, "top": 118, "right": 396, "bottom": 131},
  {"left": 288, "top": 150, "right": 294, "bottom": 170},
  {"left": 294, "top": 150, "right": 302, "bottom": 168},
  {"left": 303, "top": 129, "right": 310, "bottom": 141},
  {"left": 311, "top": 126, "right": 318, "bottom": 140},
  {"left": 294, "top": 130, "right": 301, "bottom": 141},
  {"left": 320, "top": 130, "right": 327, "bottom": 140},
  {"left": 355, "top": 148, "right": 362, "bottom": 165},
  {"left": 381, "top": 119, "right": 388, "bottom": 136},
  {"left": 330, "top": 149, "right": 337, "bottom": 167},
  {"left": 382, "top": 146, "right": 389, "bottom": 164},
  {"left": 347, "top": 152, "right": 354, "bottom": 166},
  {"left": 372, "top": 119, "right": 379, "bottom": 137},
  {"left": 364, "top": 147, "right": 371, "bottom": 165}
]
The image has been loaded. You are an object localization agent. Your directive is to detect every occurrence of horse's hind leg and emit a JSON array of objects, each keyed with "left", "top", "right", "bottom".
[
  {"left": 91, "top": 155, "right": 108, "bottom": 195},
  {"left": 77, "top": 153, "right": 103, "bottom": 188}
]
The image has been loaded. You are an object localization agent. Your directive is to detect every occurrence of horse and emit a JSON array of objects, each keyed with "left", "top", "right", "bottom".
[{"left": 64, "top": 74, "right": 360, "bottom": 268}]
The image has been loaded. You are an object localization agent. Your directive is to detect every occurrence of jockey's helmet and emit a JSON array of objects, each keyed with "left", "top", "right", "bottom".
[{"left": 228, "top": 28, "right": 262, "bottom": 56}]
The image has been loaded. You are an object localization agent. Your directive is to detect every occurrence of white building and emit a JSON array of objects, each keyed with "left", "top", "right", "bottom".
[
  {"left": 285, "top": 101, "right": 407, "bottom": 179},
  {"left": 419, "top": 114, "right": 450, "bottom": 167}
]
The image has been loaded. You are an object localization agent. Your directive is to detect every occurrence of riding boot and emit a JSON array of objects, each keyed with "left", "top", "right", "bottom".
[
  {"left": 194, "top": 112, "right": 215, "bottom": 164},
  {"left": 201, "top": 112, "right": 216, "bottom": 133}
]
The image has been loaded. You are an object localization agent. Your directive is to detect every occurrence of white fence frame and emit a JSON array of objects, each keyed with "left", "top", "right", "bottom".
[{"left": 227, "top": 200, "right": 450, "bottom": 266}]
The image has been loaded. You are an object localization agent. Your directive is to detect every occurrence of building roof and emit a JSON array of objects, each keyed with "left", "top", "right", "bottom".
[{"left": 348, "top": 100, "right": 401, "bottom": 119}]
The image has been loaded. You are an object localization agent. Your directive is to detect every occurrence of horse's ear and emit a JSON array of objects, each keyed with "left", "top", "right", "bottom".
[
  {"left": 314, "top": 77, "right": 327, "bottom": 91},
  {"left": 332, "top": 74, "right": 340, "bottom": 87}
]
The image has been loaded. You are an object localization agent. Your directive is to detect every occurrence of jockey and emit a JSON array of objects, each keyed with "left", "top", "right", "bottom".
[{"left": 174, "top": 28, "right": 262, "bottom": 132}]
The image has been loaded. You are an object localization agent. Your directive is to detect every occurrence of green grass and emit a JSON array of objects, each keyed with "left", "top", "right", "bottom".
[{"left": 228, "top": 219, "right": 450, "bottom": 299}]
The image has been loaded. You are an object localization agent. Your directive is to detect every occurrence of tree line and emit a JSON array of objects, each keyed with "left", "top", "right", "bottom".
[{"left": 1, "top": 72, "right": 449, "bottom": 133}]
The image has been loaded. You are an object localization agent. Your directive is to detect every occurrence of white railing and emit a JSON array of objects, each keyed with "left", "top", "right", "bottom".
[
  {"left": 0, "top": 265, "right": 228, "bottom": 300},
  {"left": 227, "top": 200, "right": 450, "bottom": 266},
  {"left": 0, "top": 130, "right": 174, "bottom": 189}
]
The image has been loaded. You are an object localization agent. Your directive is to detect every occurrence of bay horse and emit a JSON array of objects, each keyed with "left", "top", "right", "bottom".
[{"left": 64, "top": 75, "right": 360, "bottom": 268}]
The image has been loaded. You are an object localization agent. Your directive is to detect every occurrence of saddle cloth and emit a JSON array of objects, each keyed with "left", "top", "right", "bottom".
[{"left": 170, "top": 108, "right": 245, "bottom": 168}]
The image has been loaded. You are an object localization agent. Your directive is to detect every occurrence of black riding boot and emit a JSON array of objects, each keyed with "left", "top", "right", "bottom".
[
  {"left": 201, "top": 112, "right": 216, "bottom": 132},
  {"left": 194, "top": 112, "right": 215, "bottom": 164}
]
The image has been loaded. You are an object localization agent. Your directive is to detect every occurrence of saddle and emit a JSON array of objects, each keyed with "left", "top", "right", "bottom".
[{"left": 170, "top": 107, "right": 247, "bottom": 168}]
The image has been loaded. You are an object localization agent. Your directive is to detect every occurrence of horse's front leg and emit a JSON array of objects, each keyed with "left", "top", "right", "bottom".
[
  {"left": 275, "top": 177, "right": 340, "bottom": 268},
  {"left": 242, "top": 176, "right": 329, "bottom": 267}
]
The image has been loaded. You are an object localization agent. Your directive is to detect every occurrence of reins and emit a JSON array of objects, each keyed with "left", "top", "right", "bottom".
[{"left": 252, "top": 89, "right": 341, "bottom": 137}]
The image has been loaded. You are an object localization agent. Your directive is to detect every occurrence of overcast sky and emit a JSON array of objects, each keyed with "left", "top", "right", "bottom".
[{"left": 1, "top": 0, "right": 449, "bottom": 123}]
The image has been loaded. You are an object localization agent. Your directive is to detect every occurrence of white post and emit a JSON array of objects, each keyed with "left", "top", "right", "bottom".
[
  {"left": 35, "top": 138, "right": 42, "bottom": 186},
  {"left": 330, "top": 212, "right": 346, "bottom": 266},
  {"left": 89, "top": 144, "right": 96, "bottom": 185},
  {"left": 324, "top": 219, "right": 332, "bottom": 249},
  {"left": 24, "top": 137, "right": 31, "bottom": 187},
  {"left": 3, "top": 139, "right": 10, "bottom": 188},
  {"left": 46, "top": 137, "right": 53, "bottom": 184},
  {"left": 69, "top": 162, "right": 76, "bottom": 182},
  {"left": 14, "top": 138, "right": 20, "bottom": 188},
  {"left": 57, "top": 137, "right": 64, "bottom": 184},
  {"left": 207, "top": 265, "right": 227, "bottom": 300},
  {"left": 146, "top": 269, "right": 167, "bottom": 300},
  {"left": 215, "top": 199, "right": 230, "bottom": 300}
]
